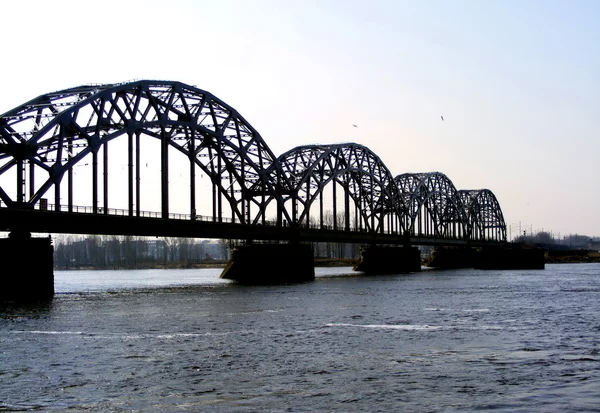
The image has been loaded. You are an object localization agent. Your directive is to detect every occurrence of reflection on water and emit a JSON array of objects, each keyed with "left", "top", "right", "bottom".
[{"left": 1, "top": 264, "right": 599, "bottom": 412}]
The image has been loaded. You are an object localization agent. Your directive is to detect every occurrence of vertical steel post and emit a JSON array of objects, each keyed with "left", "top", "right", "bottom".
[
  {"left": 370, "top": 177, "right": 374, "bottom": 232},
  {"left": 128, "top": 132, "right": 134, "bottom": 216},
  {"left": 209, "top": 147, "right": 216, "bottom": 222},
  {"left": 135, "top": 131, "right": 141, "bottom": 217},
  {"left": 305, "top": 179, "right": 310, "bottom": 227},
  {"left": 29, "top": 160, "right": 34, "bottom": 202},
  {"left": 217, "top": 148, "right": 222, "bottom": 222},
  {"left": 103, "top": 140, "right": 108, "bottom": 214},
  {"left": 292, "top": 189, "right": 297, "bottom": 225},
  {"left": 246, "top": 199, "right": 251, "bottom": 224},
  {"left": 240, "top": 158, "right": 245, "bottom": 224},
  {"left": 212, "top": 180, "right": 217, "bottom": 222},
  {"left": 54, "top": 176, "right": 60, "bottom": 212},
  {"left": 332, "top": 178, "right": 337, "bottom": 231},
  {"left": 92, "top": 149, "right": 98, "bottom": 214},
  {"left": 16, "top": 159, "right": 24, "bottom": 205},
  {"left": 229, "top": 171, "right": 234, "bottom": 223},
  {"left": 319, "top": 189, "right": 324, "bottom": 229},
  {"left": 189, "top": 130, "right": 196, "bottom": 219},
  {"left": 67, "top": 137, "right": 73, "bottom": 213},
  {"left": 358, "top": 185, "right": 362, "bottom": 231},
  {"left": 261, "top": 178, "right": 266, "bottom": 225},
  {"left": 344, "top": 180, "right": 350, "bottom": 231},
  {"left": 161, "top": 127, "right": 169, "bottom": 219},
  {"left": 425, "top": 204, "right": 429, "bottom": 236},
  {"left": 276, "top": 172, "right": 282, "bottom": 226}
]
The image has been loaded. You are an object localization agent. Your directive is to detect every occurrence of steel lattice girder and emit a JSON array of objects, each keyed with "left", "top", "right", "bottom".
[
  {"left": 0, "top": 79, "right": 508, "bottom": 241},
  {"left": 458, "top": 189, "right": 507, "bottom": 240},
  {"left": 273, "top": 143, "right": 408, "bottom": 233},
  {"left": 0, "top": 80, "right": 283, "bottom": 223},
  {"left": 394, "top": 172, "right": 467, "bottom": 237}
]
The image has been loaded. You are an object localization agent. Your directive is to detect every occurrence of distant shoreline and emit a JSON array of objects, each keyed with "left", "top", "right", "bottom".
[
  {"left": 545, "top": 249, "right": 600, "bottom": 264},
  {"left": 54, "top": 258, "right": 359, "bottom": 271},
  {"left": 54, "top": 255, "right": 598, "bottom": 271}
]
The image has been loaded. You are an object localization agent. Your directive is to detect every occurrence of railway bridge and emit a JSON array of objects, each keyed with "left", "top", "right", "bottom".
[{"left": 0, "top": 80, "right": 540, "bottom": 299}]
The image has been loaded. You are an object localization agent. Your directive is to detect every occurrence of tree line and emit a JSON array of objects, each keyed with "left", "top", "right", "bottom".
[
  {"left": 52, "top": 234, "right": 361, "bottom": 270},
  {"left": 53, "top": 235, "right": 230, "bottom": 269},
  {"left": 513, "top": 231, "right": 599, "bottom": 250}
]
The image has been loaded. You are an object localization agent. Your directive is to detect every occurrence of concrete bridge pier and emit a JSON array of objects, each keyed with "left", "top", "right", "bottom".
[
  {"left": 220, "top": 243, "right": 315, "bottom": 284},
  {"left": 426, "top": 245, "right": 545, "bottom": 270},
  {"left": 426, "top": 246, "right": 476, "bottom": 269},
  {"left": 0, "top": 232, "right": 54, "bottom": 302},
  {"left": 353, "top": 245, "right": 421, "bottom": 274},
  {"left": 474, "top": 246, "right": 545, "bottom": 270}
]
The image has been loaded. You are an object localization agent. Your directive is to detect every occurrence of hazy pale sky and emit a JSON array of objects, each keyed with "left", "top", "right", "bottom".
[{"left": 1, "top": 0, "right": 598, "bottom": 237}]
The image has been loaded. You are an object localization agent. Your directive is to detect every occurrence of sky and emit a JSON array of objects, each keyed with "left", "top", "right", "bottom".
[{"left": 0, "top": 0, "right": 598, "bottom": 238}]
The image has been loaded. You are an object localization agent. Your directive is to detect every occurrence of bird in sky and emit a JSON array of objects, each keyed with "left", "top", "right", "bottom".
[
  {"left": 440, "top": 116, "right": 444, "bottom": 121},
  {"left": 353, "top": 124, "right": 358, "bottom": 128}
]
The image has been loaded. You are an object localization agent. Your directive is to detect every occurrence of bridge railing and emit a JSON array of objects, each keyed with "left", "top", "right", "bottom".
[
  {"left": 0, "top": 203, "right": 503, "bottom": 243},
  {"left": 30, "top": 203, "right": 240, "bottom": 223}
]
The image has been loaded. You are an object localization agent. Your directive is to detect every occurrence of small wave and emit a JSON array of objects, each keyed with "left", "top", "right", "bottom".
[
  {"left": 422, "top": 308, "right": 490, "bottom": 313},
  {"left": 0, "top": 404, "right": 45, "bottom": 412},
  {"left": 561, "top": 288, "right": 600, "bottom": 293},
  {"left": 155, "top": 333, "right": 205, "bottom": 339},
  {"left": 466, "top": 325, "right": 503, "bottom": 330},
  {"left": 12, "top": 330, "right": 254, "bottom": 340},
  {"left": 222, "top": 309, "right": 282, "bottom": 316},
  {"left": 326, "top": 323, "right": 441, "bottom": 331},
  {"left": 560, "top": 355, "right": 599, "bottom": 362},
  {"left": 116, "top": 331, "right": 251, "bottom": 340},
  {"left": 12, "top": 330, "right": 85, "bottom": 335}
]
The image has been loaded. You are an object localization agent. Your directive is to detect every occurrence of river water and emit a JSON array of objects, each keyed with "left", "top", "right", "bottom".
[{"left": 1, "top": 264, "right": 599, "bottom": 412}]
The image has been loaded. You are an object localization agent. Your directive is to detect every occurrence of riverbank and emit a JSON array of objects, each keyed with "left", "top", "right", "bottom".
[
  {"left": 54, "top": 253, "right": 598, "bottom": 271},
  {"left": 545, "top": 249, "right": 600, "bottom": 264},
  {"left": 55, "top": 257, "right": 359, "bottom": 271}
]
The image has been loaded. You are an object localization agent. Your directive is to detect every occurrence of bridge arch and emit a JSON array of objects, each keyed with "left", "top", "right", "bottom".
[
  {"left": 0, "top": 80, "right": 282, "bottom": 223},
  {"left": 0, "top": 79, "right": 509, "bottom": 244},
  {"left": 394, "top": 172, "right": 467, "bottom": 238},
  {"left": 458, "top": 189, "right": 507, "bottom": 241},
  {"left": 273, "top": 143, "right": 408, "bottom": 233}
]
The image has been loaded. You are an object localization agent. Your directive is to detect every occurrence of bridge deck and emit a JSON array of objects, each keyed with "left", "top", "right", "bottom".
[{"left": 0, "top": 208, "right": 506, "bottom": 248}]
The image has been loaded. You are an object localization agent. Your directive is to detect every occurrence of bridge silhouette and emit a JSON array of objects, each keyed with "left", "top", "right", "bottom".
[
  {"left": 0, "top": 80, "right": 506, "bottom": 246},
  {"left": 0, "top": 79, "right": 532, "bottom": 298}
]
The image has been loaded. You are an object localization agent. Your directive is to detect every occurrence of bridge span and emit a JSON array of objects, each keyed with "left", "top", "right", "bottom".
[
  {"left": 0, "top": 80, "right": 539, "bottom": 300},
  {"left": 0, "top": 207, "right": 503, "bottom": 248}
]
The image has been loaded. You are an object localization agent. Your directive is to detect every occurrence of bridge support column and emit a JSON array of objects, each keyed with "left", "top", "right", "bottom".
[
  {"left": 474, "top": 246, "right": 545, "bottom": 270},
  {"left": 426, "top": 246, "right": 476, "bottom": 269},
  {"left": 0, "top": 233, "right": 54, "bottom": 302},
  {"left": 353, "top": 246, "right": 421, "bottom": 274},
  {"left": 220, "top": 244, "right": 315, "bottom": 284}
]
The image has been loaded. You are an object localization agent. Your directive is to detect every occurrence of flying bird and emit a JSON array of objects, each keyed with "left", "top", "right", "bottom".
[
  {"left": 440, "top": 116, "right": 444, "bottom": 121},
  {"left": 353, "top": 124, "right": 358, "bottom": 128}
]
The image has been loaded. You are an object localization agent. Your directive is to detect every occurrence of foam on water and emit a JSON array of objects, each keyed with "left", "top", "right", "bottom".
[{"left": 327, "top": 323, "right": 442, "bottom": 331}]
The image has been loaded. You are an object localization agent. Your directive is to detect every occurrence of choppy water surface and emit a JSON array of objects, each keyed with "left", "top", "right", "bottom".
[{"left": 1, "top": 264, "right": 599, "bottom": 412}]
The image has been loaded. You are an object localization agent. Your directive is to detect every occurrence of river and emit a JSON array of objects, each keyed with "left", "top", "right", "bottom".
[{"left": 1, "top": 264, "right": 599, "bottom": 412}]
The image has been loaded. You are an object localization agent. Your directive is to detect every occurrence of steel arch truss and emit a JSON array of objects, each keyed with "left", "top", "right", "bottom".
[
  {"left": 458, "top": 189, "right": 507, "bottom": 241},
  {"left": 0, "top": 80, "right": 281, "bottom": 223},
  {"left": 0, "top": 79, "right": 508, "bottom": 242},
  {"left": 395, "top": 172, "right": 467, "bottom": 238},
  {"left": 275, "top": 143, "right": 408, "bottom": 233}
]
